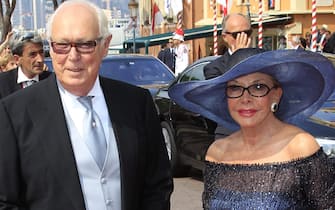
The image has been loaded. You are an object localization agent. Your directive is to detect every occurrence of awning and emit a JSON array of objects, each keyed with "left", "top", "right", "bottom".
[
  {"left": 123, "top": 25, "right": 216, "bottom": 54},
  {"left": 123, "top": 15, "right": 292, "bottom": 54}
]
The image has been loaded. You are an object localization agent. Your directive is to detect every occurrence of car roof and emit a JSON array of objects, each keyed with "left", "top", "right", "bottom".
[{"left": 104, "top": 54, "right": 158, "bottom": 60}]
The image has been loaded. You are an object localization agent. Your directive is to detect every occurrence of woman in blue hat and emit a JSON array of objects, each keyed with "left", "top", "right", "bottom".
[{"left": 169, "top": 48, "right": 335, "bottom": 209}]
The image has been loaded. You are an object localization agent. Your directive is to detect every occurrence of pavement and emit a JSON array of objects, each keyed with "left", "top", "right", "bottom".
[{"left": 171, "top": 177, "right": 203, "bottom": 210}]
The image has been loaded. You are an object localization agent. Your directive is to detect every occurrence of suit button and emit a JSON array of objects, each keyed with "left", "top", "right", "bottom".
[
  {"left": 101, "top": 178, "right": 107, "bottom": 184},
  {"left": 106, "top": 199, "right": 112, "bottom": 206}
]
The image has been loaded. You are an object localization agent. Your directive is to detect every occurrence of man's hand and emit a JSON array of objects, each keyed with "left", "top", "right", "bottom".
[
  {"left": 5, "top": 31, "right": 14, "bottom": 42},
  {"left": 231, "top": 32, "right": 251, "bottom": 53}
]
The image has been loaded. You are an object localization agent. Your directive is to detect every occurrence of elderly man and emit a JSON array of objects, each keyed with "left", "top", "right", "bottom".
[
  {"left": 0, "top": 31, "right": 50, "bottom": 99},
  {"left": 0, "top": 1, "right": 173, "bottom": 210},
  {"left": 204, "top": 13, "right": 252, "bottom": 80}
]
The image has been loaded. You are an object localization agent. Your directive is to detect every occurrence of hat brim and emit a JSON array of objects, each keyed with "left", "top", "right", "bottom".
[{"left": 169, "top": 50, "right": 335, "bottom": 131}]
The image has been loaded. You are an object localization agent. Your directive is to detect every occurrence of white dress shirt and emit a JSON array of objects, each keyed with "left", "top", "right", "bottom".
[
  {"left": 17, "top": 67, "right": 39, "bottom": 88},
  {"left": 57, "top": 77, "right": 121, "bottom": 210}
]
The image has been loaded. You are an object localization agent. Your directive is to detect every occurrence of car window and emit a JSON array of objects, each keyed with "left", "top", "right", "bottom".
[
  {"left": 99, "top": 58, "right": 175, "bottom": 86},
  {"left": 180, "top": 62, "right": 208, "bottom": 82}
]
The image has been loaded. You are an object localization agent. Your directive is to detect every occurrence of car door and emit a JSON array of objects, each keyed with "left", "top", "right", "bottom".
[{"left": 170, "top": 61, "right": 217, "bottom": 170}]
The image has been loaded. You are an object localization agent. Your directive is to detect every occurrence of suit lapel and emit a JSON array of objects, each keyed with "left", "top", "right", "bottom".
[
  {"left": 5, "top": 69, "right": 21, "bottom": 92},
  {"left": 12, "top": 69, "right": 21, "bottom": 91},
  {"left": 99, "top": 77, "right": 137, "bottom": 159},
  {"left": 100, "top": 77, "right": 140, "bottom": 209},
  {"left": 30, "top": 75, "right": 86, "bottom": 210}
]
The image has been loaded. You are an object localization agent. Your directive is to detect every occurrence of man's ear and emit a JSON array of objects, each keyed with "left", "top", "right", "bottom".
[
  {"left": 13, "top": 54, "right": 20, "bottom": 65},
  {"left": 102, "top": 35, "right": 112, "bottom": 57}
]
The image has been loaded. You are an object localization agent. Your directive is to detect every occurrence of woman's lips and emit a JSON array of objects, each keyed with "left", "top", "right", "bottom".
[{"left": 238, "top": 109, "right": 257, "bottom": 117}]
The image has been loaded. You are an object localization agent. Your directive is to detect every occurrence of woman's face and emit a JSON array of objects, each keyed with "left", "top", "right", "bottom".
[{"left": 227, "top": 72, "right": 282, "bottom": 128}]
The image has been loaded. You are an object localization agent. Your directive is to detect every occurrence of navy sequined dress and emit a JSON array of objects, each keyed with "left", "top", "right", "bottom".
[{"left": 203, "top": 148, "right": 335, "bottom": 210}]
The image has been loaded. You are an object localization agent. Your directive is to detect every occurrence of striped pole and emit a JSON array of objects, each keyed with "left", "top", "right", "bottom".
[
  {"left": 177, "top": 12, "right": 183, "bottom": 29},
  {"left": 311, "top": 0, "right": 317, "bottom": 51},
  {"left": 212, "top": 0, "right": 218, "bottom": 55},
  {"left": 258, "top": 0, "right": 263, "bottom": 48}
]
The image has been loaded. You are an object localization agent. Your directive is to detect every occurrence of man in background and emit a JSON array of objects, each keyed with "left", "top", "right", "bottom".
[
  {"left": 204, "top": 13, "right": 252, "bottom": 80},
  {"left": 290, "top": 35, "right": 304, "bottom": 50},
  {"left": 158, "top": 39, "right": 175, "bottom": 73},
  {"left": 173, "top": 28, "right": 189, "bottom": 75},
  {"left": 0, "top": 32, "right": 50, "bottom": 99}
]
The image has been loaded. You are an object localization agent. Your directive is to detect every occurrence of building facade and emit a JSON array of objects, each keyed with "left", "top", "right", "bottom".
[{"left": 139, "top": 0, "right": 335, "bottom": 62}]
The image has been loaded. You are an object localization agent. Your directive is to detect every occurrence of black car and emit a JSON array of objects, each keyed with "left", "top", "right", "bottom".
[
  {"left": 155, "top": 56, "right": 219, "bottom": 175},
  {"left": 154, "top": 56, "right": 335, "bottom": 176}
]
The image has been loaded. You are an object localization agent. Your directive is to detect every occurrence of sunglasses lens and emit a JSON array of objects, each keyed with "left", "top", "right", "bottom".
[{"left": 226, "top": 29, "right": 252, "bottom": 39}]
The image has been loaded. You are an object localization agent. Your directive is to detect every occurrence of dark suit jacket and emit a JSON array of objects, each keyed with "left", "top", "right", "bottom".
[
  {"left": 0, "top": 75, "right": 173, "bottom": 210},
  {"left": 203, "top": 51, "right": 233, "bottom": 138},
  {"left": 296, "top": 46, "right": 305, "bottom": 51},
  {"left": 203, "top": 51, "right": 230, "bottom": 79},
  {"left": 0, "top": 68, "right": 51, "bottom": 99},
  {"left": 323, "top": 32, "right": 335, "bottom": 54},
  {"left": 158, "top": 48, "right": 175, "bottom": 73}
]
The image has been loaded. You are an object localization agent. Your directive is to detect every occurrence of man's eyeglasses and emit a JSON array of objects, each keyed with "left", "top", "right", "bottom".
[
  {"left": 224, "top": 29, "right": 252, "bottom": 39},
  {"left": 50, "top": 37, "right": 103, "bottom": 54},
  {"left": 226, "top": 83, "right": 278, "bottom": 98}
]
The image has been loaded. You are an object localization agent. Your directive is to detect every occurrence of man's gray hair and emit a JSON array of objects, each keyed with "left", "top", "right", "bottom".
[{"left": 10, "top": 32, "right": 43, "bottom": 56}]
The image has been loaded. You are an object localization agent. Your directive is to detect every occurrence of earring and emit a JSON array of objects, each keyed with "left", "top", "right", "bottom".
[{"left": 271, "top": 103, "right": 278, "bottom": 113}]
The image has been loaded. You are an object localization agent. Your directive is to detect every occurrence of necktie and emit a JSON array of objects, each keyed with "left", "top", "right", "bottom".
[
  {"left": 23, "top": 80, "right": 36, "bottom": 88},
  {"left": 78, "top": 96, "right": 107, "bottom": 170}
]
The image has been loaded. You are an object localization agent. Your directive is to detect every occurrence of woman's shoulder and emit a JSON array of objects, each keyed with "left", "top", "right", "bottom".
[
  {"left": 285, "top": 124, "right": 320, "bottom": 158},
  {"left": 205, "top": 133, "right": 238, "bottom": 162}
]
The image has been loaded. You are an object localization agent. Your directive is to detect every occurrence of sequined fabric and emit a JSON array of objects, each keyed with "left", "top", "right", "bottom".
[{"left": 202, "top": 148, "right": 335, "bottom": 210}]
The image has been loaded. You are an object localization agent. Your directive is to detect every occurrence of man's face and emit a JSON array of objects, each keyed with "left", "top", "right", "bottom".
[
  {"left": 18, "top": 42, "right": 45, "bottom": 78},
  {"left": 49, "top": 4, "right": 111, "bottom": 96},
  {"left": 168, "top": 41, "right": 173, "bottom": 48},
  {"left": 173, "top": 39, "right": 181, "bottom": 45},
  {"left": 223, "top": 15, "right": 251, "bottom": 49}
]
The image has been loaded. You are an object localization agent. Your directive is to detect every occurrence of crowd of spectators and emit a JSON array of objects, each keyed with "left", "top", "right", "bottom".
[
  {"left": 282, "top": 24, "right": 335, "bottom": 53},
  {"left": 0, "top": 31, "right": 17, "bottom": 72}
]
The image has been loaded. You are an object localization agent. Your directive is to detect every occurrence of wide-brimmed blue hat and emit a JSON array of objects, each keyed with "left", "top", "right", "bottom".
[{"left": 169, "top": 48, "right": 335, "bottom": 131}]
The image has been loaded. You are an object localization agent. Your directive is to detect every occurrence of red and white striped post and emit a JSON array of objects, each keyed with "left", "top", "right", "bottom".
[
  {"left": 177, "top": 12, "right": 183, "bottom": 29},
  {"left": 212, "top": 0, "right": 218, "bottom": 55},
  {"left": 258, "top": 0, "right": 263, "bottom": 48},
  {"left": 311, "top": 0, "right": 317, "bottom": 51}
]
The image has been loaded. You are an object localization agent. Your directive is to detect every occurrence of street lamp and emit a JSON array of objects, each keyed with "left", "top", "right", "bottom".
[
  {"left": 128, "top": 0, "right": 138, "bottom": 53},
  {"left": 244, "top": 0, "right": 251, "bottom": 22}
]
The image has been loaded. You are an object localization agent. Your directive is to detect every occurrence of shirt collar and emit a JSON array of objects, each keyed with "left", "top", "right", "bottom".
[
  {"left": 17, "top": 67, "right": 39, "bottom": 84},
  {"left": 57, "top": 76, "right": 103, "bottom": 99}
]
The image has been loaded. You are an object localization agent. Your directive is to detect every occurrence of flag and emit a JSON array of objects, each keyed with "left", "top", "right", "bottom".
[
  {"left": 171, "top": 0, "right": 183, "bottom": 16},
  {"left": 152, "top": 2, "right": 164, "bottom": 33},
  {"left": 269, "top": 0, "right": 275, "bottom": 9},
  {"left": 164, "top": 0, "right": 171, "bottom": 15},
  {"left": 217, "top": 0, "right": 231, "bottom": 16}
]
